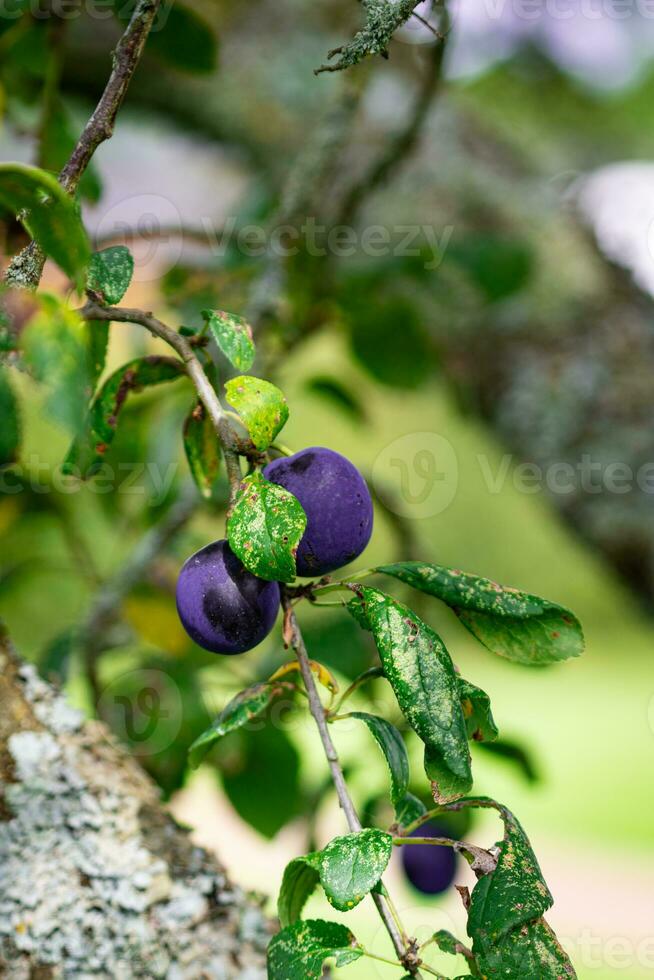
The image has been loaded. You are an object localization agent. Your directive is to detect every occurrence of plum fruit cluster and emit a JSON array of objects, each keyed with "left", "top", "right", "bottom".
[
  {"left": 176, "top": 447, "right": 373, "bottom": 655},
  {"left": 401, "top": 823, "right": 457, "bottom": 895}
]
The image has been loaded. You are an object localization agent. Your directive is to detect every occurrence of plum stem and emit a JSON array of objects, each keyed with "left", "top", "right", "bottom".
[
  {"left": 79, "top": 301, "right": 244, "bottom": 510},
  {"left": 281, "top": 589, "right": 425, "bottom": 978}
]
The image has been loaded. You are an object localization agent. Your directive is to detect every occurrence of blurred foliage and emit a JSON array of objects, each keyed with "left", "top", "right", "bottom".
[{"left": 2, "top": 5, "right": 654, "bottom": 952}]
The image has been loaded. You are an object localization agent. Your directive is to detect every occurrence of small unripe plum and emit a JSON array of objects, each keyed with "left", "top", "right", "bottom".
[
  {"left": 263, "top": 447, "right": 373, "bottom": 576},
  {"left": 401, "top": 823, "right": 457, "bottom": 895},
  {"left": 176, "top": 539, "right": 280, "bottom": 655}
]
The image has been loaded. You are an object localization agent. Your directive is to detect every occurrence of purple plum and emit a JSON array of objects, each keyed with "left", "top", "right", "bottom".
[
  {"left": 401, "top": 823, "right": 457, "bottom": 896},
  {"left": 263, "top": 447, "right": 373, "bottom": 577},
  {"left": 176, "top": 539, "right": 280, "bottom": 655}
]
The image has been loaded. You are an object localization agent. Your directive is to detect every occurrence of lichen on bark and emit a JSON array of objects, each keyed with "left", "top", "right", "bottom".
[{"left": 0, "top": 627, "right": 270, "bottom": 978}]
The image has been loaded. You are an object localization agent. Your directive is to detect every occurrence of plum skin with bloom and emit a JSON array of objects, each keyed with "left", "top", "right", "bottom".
[
  {"left": 401, "top": 823, "right": 457, "bottom": 895},
  {"left": 263, "top": 447, "right": 373, "bottom": 576},
  {"left": 176, "top": 539, "right": 280, "bottom": 655}
]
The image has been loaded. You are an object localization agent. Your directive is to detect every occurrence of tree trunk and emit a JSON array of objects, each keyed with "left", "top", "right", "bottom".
[{"left": 0, "top": 625, "right": 270, "bottom": 979}]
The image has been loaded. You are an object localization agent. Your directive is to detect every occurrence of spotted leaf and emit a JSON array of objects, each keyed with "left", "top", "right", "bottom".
[
  {"left": 227, "top": 471, "right": 306, "bottom": 583},
  {"left": 202, "top": 309, "right": 255, "bottom": 371},
  {"left": 348, "top": 587, "right": 471, "bottom": 802},
  {"left": 224, "top": 375, "right": 288, "bottom": 451},
  {"left": 188, "top": 681, "right": 290, "bottom": 768},
  {"left": 377, "top": 562, "right": 583, "bottom": 665},
  {"left": 267, "top": 919, "right": 363, "bottom": 980},
  {"left": 459, "top": 677, "right": 498, "bottom": 743},
  {"left": 87, "top": 246, "right": 134, "bottom": 304},
  {"left": 318, "top": 829, "right": 393, "bottom": 912}
]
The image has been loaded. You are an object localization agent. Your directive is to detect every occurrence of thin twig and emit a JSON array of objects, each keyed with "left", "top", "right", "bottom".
[
  {"left": 80, "top": 300, "right": 243, "bottom": 509},
  {"left": 281, "top": 590, "right": 425, "bottom": 978},
  {"left": 5, "top": 0, "right": 161, "bottom": 290},
  {"left": 337, "top": 24, "right": 449, "bottom": 227},
  {"left": 59, "top": 0, "right": 161, "bottom": 193}
]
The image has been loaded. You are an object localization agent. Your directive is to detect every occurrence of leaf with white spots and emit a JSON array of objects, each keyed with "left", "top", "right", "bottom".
[
  {"left": 348, "top": 587, "right": 472, "bottom": 802},
  {"left": 318, "top": 829, "right": 393, "bottom": 912},
  {"left": 467, "top": 802, "right": 553, "bottom": 943},
  {"left": 474, "top": 916, "right": 576, "bottom": 979},
  {"left": 377, "top": 562, "right": 584, "bottom": 665},
  {"left": 267, "top": 919, "right": 363, "bottom": 980},
  {"left": 278, "top": 853, "right": 321, "bottom": 927},
  {"left": 87, "top": 246, "right": 134, "bottom": 304},
  {"left": 459, "top": 677, "right": 498, "bottom": 743},
  {"left": 202, "top": 309, "right": 255, "bottom": 371},
  {"left": 224, "top": 375, "right": 289, "bottom": 451},
  {"left": 349, "top": 712, "right": 409, "bottom": 807},
  {"left": 227, "top": 471, "right": 306, "bottom": 583},
  {"left": 188, "top": 681, "right": 290, "bottom": 768}
]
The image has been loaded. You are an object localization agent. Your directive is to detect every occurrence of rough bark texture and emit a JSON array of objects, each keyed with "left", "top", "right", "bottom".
[{"left": 0, "top": 626, "right": 271, "bottom": 979}]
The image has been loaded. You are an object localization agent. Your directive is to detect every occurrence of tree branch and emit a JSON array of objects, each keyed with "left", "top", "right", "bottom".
[
  {"left": 80, "top": 300, "right": 244, "bottom": 507},
  {"left": 281, "top": 589, "right": 425, "bottom": 977},
  {"left": 337, "top": 26, "right": 449, "bottom": 226},
  {"left": 59, "top": 0, "right": 161, "bottom": 193},
  {"left": 5, "top": 0, "right": 161, "bottom": 290}
]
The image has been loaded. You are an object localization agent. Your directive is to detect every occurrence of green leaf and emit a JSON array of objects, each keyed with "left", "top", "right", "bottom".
[
  {"left": 202, "top": 309, "right": 255, "bottom": 371},
  {"left": 394, "top": 791, "right": 427, "bottom": 829},
  {"left": 0, "top": 163, "right": 90, "bottom": 288},
  {"left": 183, "top": 400, "right": 222, "bottom": 500},
  {"left": 21, "top": 294, "right": 92, "bottom": 436},
  {"left": 459, "top": 677, "right": 498, "bottom": 743},
  {"left": 221, "top": 725, "right": 301, "bottom": 838},
  {"left": 349, "top": 712, "right": 409, "bottom": 807},
  {"left": 348, "top": 587, "right": 471, "bottom": 803},
  {"left": 227, "top": 471, "right": 306, "bottom": 583},
  {"left": 318, "top": 829, "right": 393, "bottom": 912},
  {"left": 63, "top": 356, "right": 185, "bottom": 476},
  {"left": 278, "top": 853, "right": 321, "bottom": 927},
  {"left": 474, "top": 917, "right": 575, "bottom": 980},
  {"left": 377, "top": 562, "right": 584, "bottom": 665},
  {"left": 423, "top": 744, "right": 473, "bottom": 804},
  {"left": 267, "top": 920, "right": 362, "bottom": 980},
  {"left": 188, "top": 681, "right": 284, "bottom": 768},
  {"left": 467, "top": 806, "right": 553, "bottom": 945},
  {"left": 87, "top": 246, "right": 134, "bottom": 304},
  {"left": 224, "top": 375, "right": 289, "bottom": 451},
  {"left": 0, "top": 367, "right": 20, "bottom": 467}
]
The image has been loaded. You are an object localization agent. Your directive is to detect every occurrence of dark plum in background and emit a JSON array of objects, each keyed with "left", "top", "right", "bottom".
[
  {"left": 401, "top": 823, "right": 457, "bottom": 896},
  {"left": 263, "top": 447, "right": 373, "bottom": 576},
  {"left": 176, "top": 539, "right": 280, "bottom": 654}
]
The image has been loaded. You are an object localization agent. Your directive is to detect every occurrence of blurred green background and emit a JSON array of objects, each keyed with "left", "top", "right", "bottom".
[{"left": 2, "top": 1, "right": 654, "bottom": 975}]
